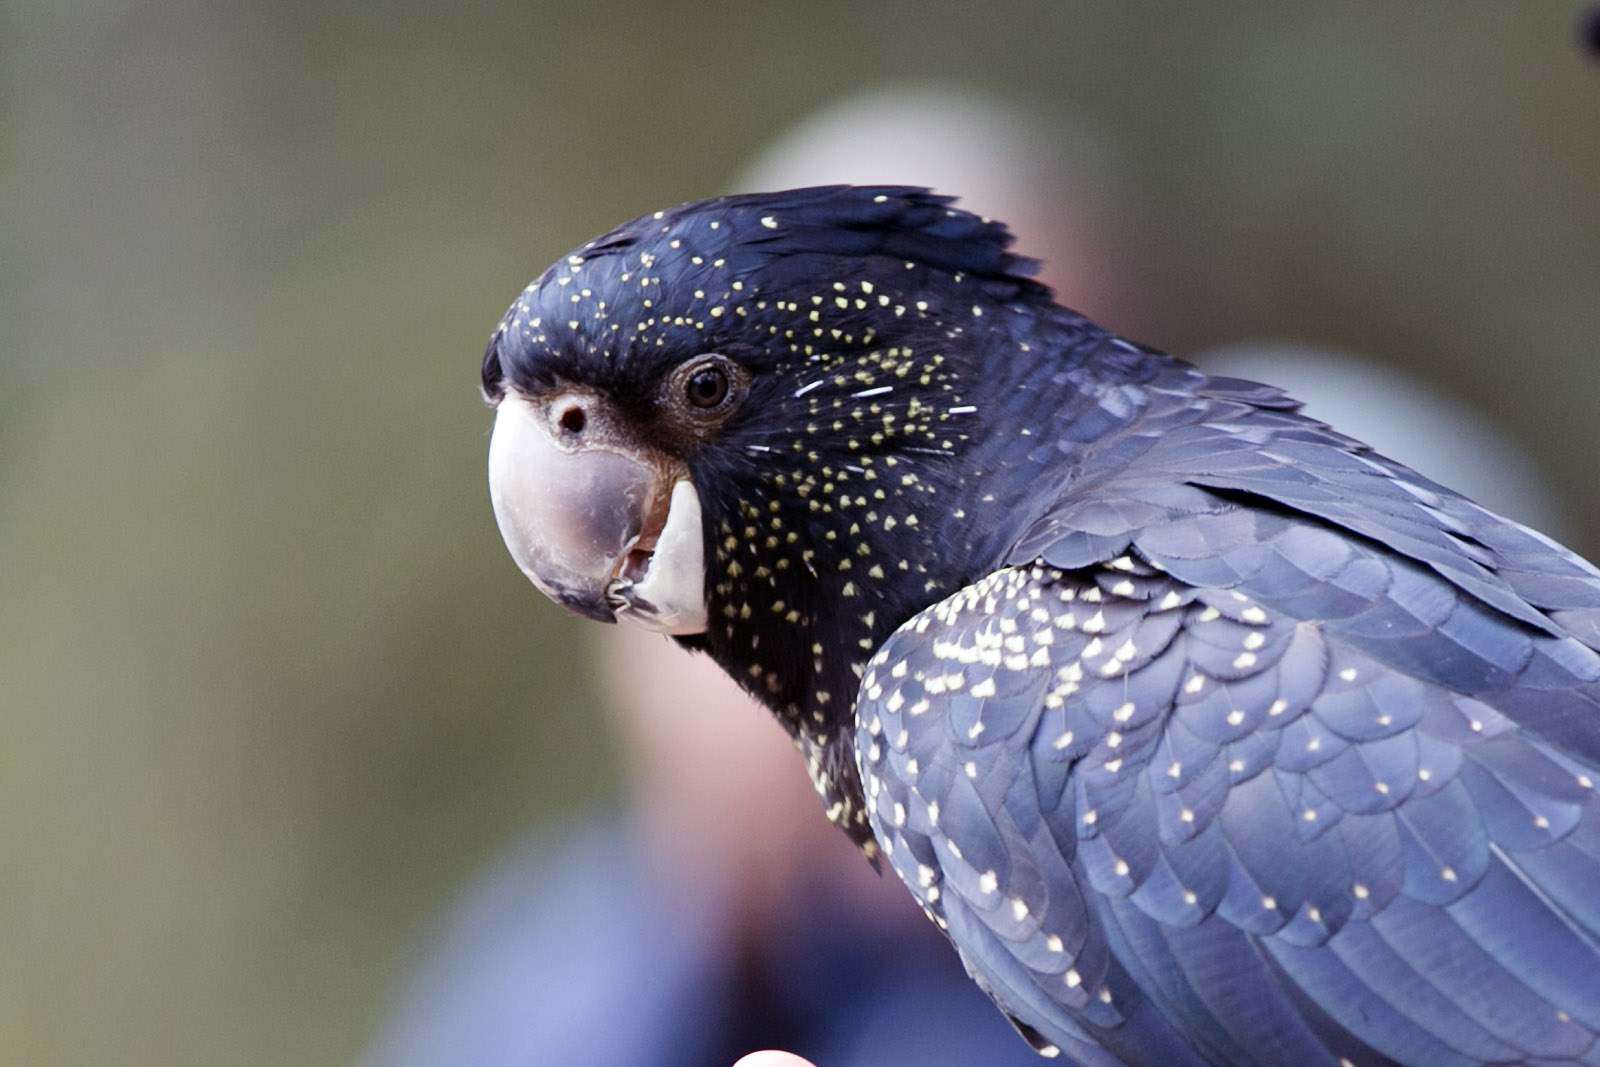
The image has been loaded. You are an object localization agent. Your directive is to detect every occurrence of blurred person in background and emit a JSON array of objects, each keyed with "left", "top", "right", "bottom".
[
  {"left": 360, "top": 85, "right": 1568, "bottom": 1067},
  {"left": 360, "top": 86, "right": 1112, "bottom": 1067}
]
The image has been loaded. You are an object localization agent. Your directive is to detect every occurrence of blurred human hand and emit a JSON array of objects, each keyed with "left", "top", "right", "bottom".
[{"left": 732, "top": 1053, "right": 818, "bottom": 1067}]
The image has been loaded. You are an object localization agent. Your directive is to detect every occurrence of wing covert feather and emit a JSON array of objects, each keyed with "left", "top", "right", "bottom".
[{"left": 856, "top": 541, "right": 1600, "bottom": 1065}]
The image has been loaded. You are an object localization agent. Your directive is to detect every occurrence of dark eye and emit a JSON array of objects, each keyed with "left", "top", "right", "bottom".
[
  {"left": 685, "top": 366, "right": 730, "bottom": 409},
  {"left": 665, "top": 355, "right": 747, "bottom": 434}
]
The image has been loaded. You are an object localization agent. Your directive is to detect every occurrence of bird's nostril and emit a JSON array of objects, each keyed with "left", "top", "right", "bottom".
[{"left": 559, "top": 405, "right": 587, "bottom": 435}]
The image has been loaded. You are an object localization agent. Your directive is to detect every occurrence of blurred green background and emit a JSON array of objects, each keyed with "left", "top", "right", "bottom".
[{"left": 3, "top": 2, "right": 1597, "bottom": 1063}]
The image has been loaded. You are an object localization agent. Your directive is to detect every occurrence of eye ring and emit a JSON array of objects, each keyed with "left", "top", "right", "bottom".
[
  {"left": 685, "top": 366, "right": 730, "bottom": 409},
  {"left": 667, "top": 354, "right": 747, "bottom": 424}
]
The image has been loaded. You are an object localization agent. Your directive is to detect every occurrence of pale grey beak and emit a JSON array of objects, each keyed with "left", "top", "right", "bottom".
[{"left": 487, "top": 392, "right": 708, "bottom": 635}]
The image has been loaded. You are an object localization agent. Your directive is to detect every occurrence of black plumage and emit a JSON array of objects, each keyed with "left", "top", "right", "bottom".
[{"left": 481, "top": 186, "right": 1600, "bottom": 1066}]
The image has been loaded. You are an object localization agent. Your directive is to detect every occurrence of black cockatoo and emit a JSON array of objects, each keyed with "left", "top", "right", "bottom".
[{"left": 479, "top": 186, "right": 1600, "bottom": 1067}]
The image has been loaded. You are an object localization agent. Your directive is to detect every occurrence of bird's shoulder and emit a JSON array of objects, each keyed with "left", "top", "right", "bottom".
[{"left": 855, "top": 544, "right": 1600, "bottom": 1063}]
